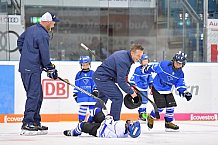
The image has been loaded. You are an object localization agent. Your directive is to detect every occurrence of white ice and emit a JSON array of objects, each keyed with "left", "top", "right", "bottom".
[{"left": 0, "top": 121, "right": 218, "bottom": 145}]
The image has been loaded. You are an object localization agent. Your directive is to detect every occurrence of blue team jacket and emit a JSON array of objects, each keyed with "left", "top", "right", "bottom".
[
  {"left": 93, "top": 50, "right": 134, "bottom": 95},
  {"left": 130, "top": 65, "right": 153, "bottom": 91},
  {"left": 151, "top": 60, "right": 187, "bottom": 94},
  {"left": 17, "top": 23, "right": 51, "bottom": 73},
  {"left": 74, "top": 70, "right": 97, "bottom": 105}
]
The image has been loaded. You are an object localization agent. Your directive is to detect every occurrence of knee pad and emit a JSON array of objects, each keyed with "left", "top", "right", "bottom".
[
  {"left": 93, "top": 110, "right": 105, "bottom": 123},
  {"left": 81, "top": 122, "right": 101, "bottom": 137}
]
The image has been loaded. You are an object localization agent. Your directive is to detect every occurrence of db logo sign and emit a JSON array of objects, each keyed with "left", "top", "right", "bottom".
[{"left": 42, "top": 79, "right": 69, "bottom": 99}]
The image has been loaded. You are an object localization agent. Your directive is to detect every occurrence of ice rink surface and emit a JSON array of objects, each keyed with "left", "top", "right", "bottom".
[{"left": 0, "top": 121, "right": 218, "bottom": 145}]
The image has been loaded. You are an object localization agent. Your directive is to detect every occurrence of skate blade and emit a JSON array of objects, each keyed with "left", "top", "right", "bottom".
[
  {"left": 20, "top": 130, "right": 38, "bottom": 136},
  {"left": 165, "top": 128, "right": 180, "bottom": 132},
  {"left": 37, "top": 130, "right": 48, "bottom": 135},
  {"left": 138, "top": 119, "right": 147, "bottom": 124},
  {"left": 145, "top": 119, "right": 153, "bottom": 131}
]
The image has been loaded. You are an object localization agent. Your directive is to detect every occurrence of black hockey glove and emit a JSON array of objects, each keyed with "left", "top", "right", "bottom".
[
  {"left": 73, "top": 93, "right": 77, "bottom": 97},
  {"left": 92, "top": 89, "right": 98, "bottom": 97},
  {"left": 73, "top": 93, "right": 78, "bottom": 102},
  {"left": 182, "top": 92, "right": 192, "bottom": 101},
  {"left": 46, "top": 63, "right": 58, "bottom": 80}
]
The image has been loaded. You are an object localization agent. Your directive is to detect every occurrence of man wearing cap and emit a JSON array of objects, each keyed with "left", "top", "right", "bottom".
[{"left": 17, "top": 12, "right": 60, "bottom": 136}]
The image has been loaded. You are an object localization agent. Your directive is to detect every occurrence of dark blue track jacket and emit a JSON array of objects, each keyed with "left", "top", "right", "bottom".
[
  {"left": 94, "top": 50, "right": 135, "bottom": 95},
  {"left": 17, "top": 23, "right": 51, "bottom": 73}
]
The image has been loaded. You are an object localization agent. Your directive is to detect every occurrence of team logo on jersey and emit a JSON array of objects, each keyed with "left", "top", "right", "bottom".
[
  {"left": 83, "top": 79, "right": 89, "bottom": 85},
  {"left": 167, "top": 76, "right": 173, "bottom": 81}
]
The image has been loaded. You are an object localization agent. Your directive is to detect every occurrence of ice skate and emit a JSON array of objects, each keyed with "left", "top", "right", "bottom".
[
  {"left": 35, "top": 124, "right": 48, "bottom": 135},
  {"left": 64, "top": 122, "right": 82, "bottom": 136},
  {"left": 139, "top": 112, "right": 148, "bottom": 121},
  {"left": 20, "top": 124, "right": 38, "bottom": 136},
  {"left": 63, "top": 130, "right": 73, "bottom": 136},
  {"left": 165, "top": 121, "right": 179, "bottom": 132},
  {"left": 147, "top": 114, "right": 154, "bottom": 130},
  {"left": 63, "top": 129, "right": 81, "bottom": 136}
]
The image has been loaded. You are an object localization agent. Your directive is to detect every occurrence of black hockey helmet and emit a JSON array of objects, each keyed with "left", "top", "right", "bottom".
[{"left": 124, "top": 93, "right": 142, "bottom": 109}]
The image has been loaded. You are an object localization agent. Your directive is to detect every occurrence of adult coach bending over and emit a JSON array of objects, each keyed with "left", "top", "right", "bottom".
[
  {"left": 92, "top": 44, "right": 144, "bottom": 121},
  {"left": 17, "top": 12, "right": 60, "bottom": 135}
]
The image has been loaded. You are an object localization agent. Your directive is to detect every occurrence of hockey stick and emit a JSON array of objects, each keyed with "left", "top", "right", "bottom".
[
  {"left": 80, "top": 43, "right": 103, "bottom": 61},
  {"left": 43, "top": 69, "right": 107, "bottom": 111},
  {"left": 127, "top": 82, "right": 160, "bottom": 119},
  {"left": 57, "top": 77, "right": 107, "bottom": 110}
]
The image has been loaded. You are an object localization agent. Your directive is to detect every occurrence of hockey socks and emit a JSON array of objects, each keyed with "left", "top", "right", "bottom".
[{"left": 73, "top": 122, "right": 83, "bottom": 136}]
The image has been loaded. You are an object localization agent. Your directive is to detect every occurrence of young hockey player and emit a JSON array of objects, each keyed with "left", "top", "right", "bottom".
[
  {"left": 63, "top": 107, "right": 141, "bottom": 138},
  {"left": 130, "top": 54, "right": 153, "bottom": 121},
  {"left": 146, "top": 51, "right": 192, "bottom": 131},
  {"left": 73, "top": 56, "right": 98, "bottom": 122}
]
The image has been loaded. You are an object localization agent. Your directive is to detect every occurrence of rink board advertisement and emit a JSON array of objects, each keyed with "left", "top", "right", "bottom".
[
  {"left": 0, "top": 65, "right": 14, "bottom": 114},
  {"left": 0, "top": 61, "right": 218, "bottom": 123},
  {"left": 207, "top": 19, "right": 218, "bottom": 62}
]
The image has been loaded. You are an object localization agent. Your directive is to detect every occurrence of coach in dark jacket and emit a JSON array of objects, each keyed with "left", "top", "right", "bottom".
[
  {"left": 92, "top": 44, "right": 144, "bottom": 120},
  {"left": 17, "top": 12, "right": 59, "bottom": 135}
]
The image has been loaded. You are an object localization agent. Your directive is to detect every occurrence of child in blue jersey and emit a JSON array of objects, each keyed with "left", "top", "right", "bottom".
[
  {"left": 130, "top": 54, "right": 153, "bottom": 121},
  {"left": 63, "top": 107, "right": 141, "bottom": 138},
  {"left": 146, "top": 51, "right": 192, "bottom": 131},
  {"left": 73, "top": 56, "right": 98, "bottom": 122}
]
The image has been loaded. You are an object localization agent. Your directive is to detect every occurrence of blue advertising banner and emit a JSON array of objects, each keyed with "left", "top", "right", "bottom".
[{"left": 0, "top": 65, "right": 14, "bottom": 114}]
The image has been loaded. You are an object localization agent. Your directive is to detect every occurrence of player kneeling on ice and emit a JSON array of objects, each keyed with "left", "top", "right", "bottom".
[
  {"left": 63, "top": 107, "right": 141, "bottom": 138},
  {"left": 145, "top": 51, "right": 192, "bottom": 131}
]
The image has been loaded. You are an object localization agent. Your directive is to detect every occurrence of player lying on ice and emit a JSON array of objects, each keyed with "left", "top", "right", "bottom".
[{"left": 63, "top": 107, "right": 141, "bottom": 138}]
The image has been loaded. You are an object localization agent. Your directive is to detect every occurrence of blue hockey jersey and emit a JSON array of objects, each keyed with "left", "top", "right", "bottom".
[
  {"left": 130, "top": 65, "right": 153, "bottom": 92},
  {"left": 74, "top": 70, "right": 97, "bottom": 105},
  {"left": 151, "top": 60, "right": 187, "bottom": 94},
  {"left": 97, "top": 119, "right": 129, "bottom": 138}
]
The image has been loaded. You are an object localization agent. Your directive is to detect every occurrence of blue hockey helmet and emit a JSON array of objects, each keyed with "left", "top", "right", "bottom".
[
  {"left": 140, "top": 54, "right": 149, "bottom": 63},
  {"left": 79, "top": 56, "right": 91, "bottom": 64},
  {"left": 128, "top": 121, "right": 141, "bottom": 138},
  {"left": 173, "top": 51, "right": 187, "bottom": 67}
]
